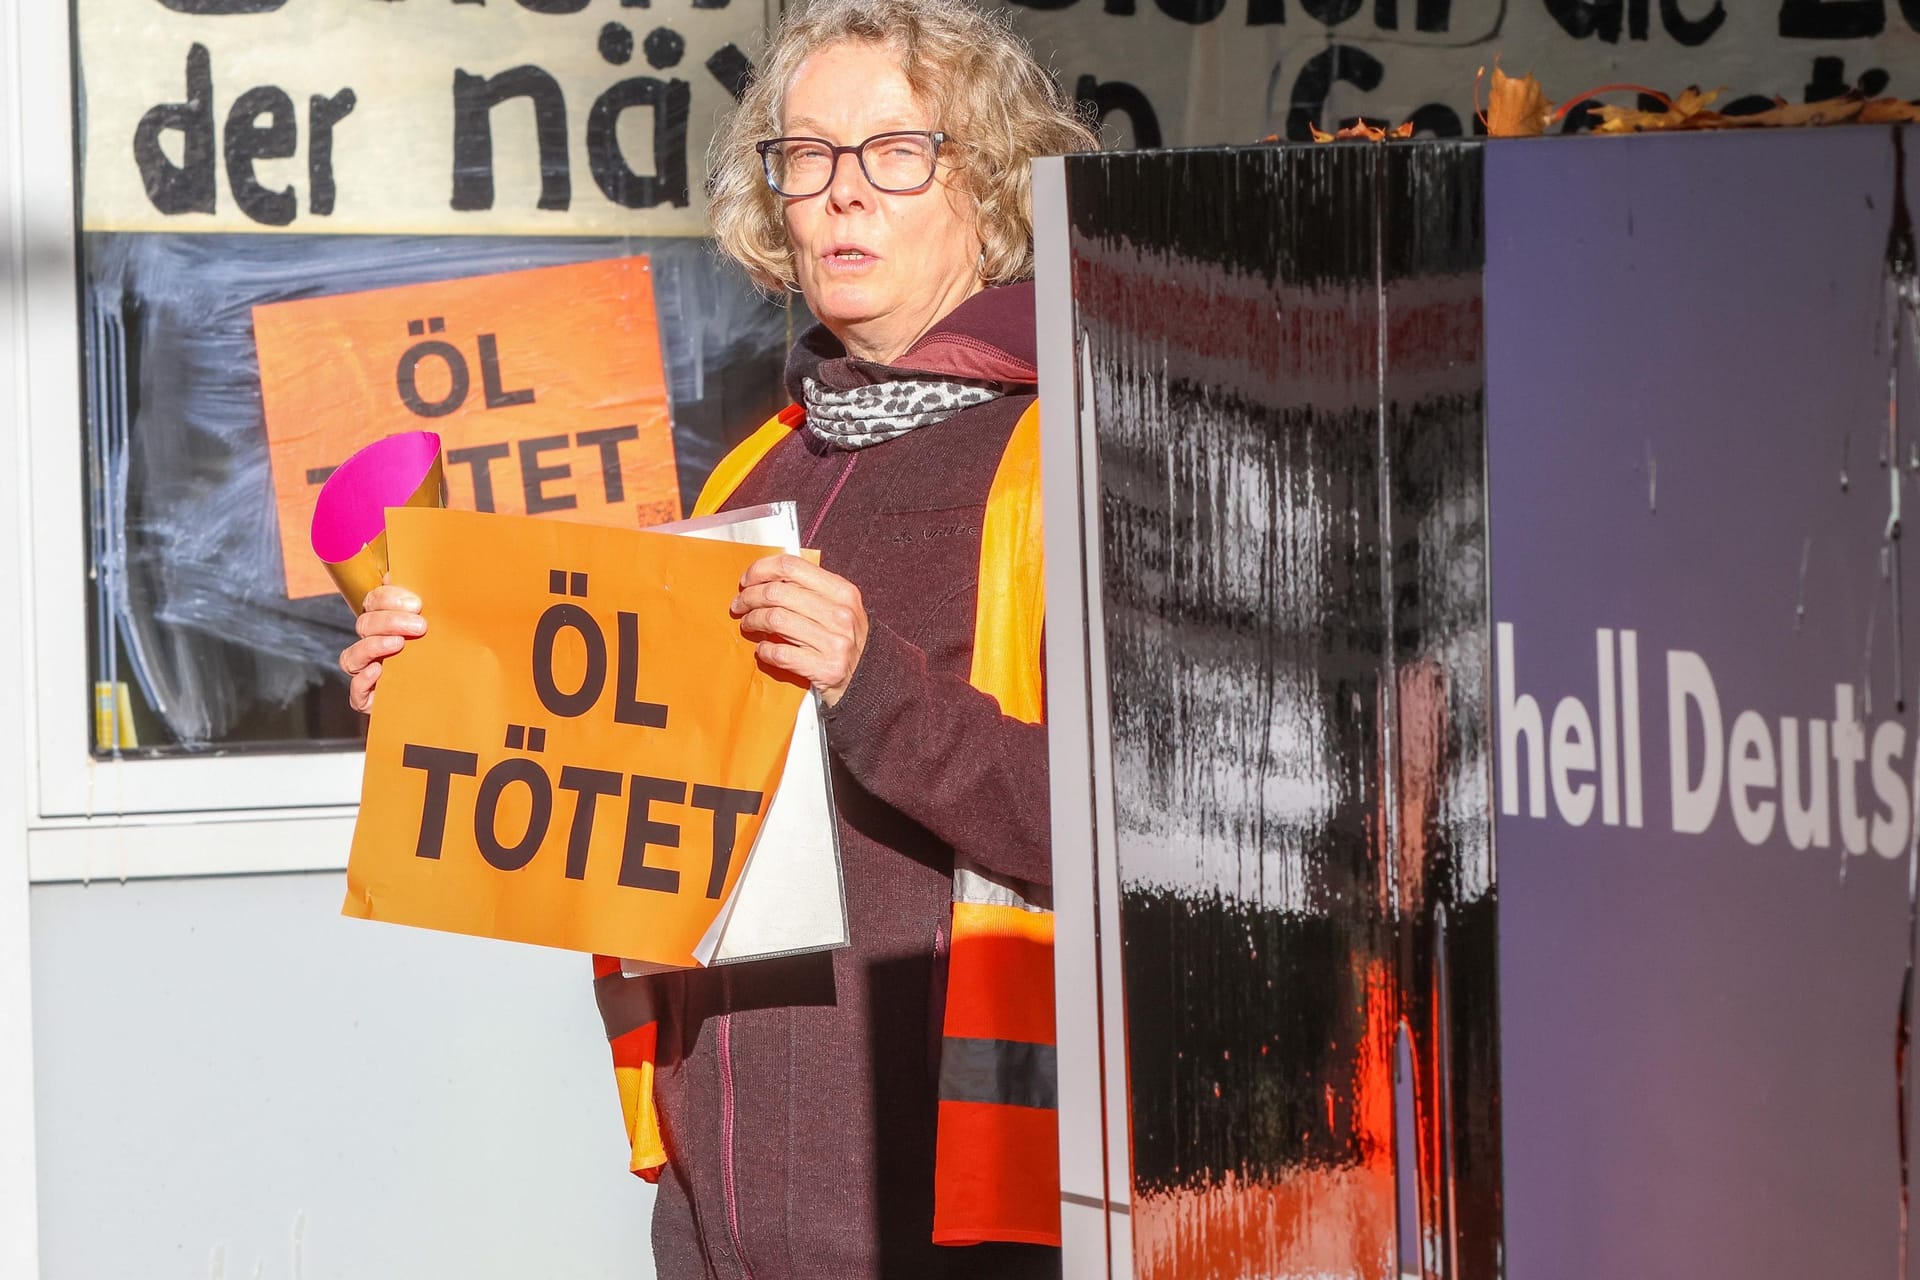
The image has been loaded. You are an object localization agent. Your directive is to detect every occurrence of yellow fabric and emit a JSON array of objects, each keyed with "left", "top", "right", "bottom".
[
  {"left": 951, "top": 897, "right": 1055, "bottom": 946},
  {"left": 692, "top": 415, "right": 798, "bottom": 518},
  {"left": 614, "top": 1062, "right": 668, "bottom": 1177},
  {"left": 968, "top": 404, "right": 1045, "bottom": 724}
]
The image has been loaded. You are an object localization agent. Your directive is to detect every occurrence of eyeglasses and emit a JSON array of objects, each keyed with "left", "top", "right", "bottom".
[{"left": 756, "top": 131, "right": 951, "bottom": 198}]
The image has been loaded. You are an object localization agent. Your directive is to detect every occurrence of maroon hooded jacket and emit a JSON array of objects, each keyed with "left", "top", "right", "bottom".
[{"left": 633, "top": 284, "right": 1058, "bottom": 1280}]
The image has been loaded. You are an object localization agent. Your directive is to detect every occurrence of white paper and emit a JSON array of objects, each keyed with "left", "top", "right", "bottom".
[{"left": 621, "top": 503, "right": 848, "bottom": 975}]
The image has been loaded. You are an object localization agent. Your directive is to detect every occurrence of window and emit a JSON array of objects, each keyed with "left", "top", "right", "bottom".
[{"left": 30, "top": 0, "right": 787, "bottom": 823}]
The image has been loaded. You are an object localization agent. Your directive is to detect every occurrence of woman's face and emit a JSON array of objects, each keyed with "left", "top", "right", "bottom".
[{"left": 778, "top": 41, "right": 982, "bottom": 364}]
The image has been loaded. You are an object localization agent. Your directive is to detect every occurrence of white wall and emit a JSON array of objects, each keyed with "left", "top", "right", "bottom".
[{"left": 30, "top": 872, "right": 655, "bottom": 1280}]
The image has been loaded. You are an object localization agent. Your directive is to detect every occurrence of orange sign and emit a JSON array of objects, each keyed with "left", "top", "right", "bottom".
[
  {"left": 254, "top": 256, "right": 681, "bottom": 599},
  {"left": 343, "top": 507, "right": 806, "bottom": 966}
]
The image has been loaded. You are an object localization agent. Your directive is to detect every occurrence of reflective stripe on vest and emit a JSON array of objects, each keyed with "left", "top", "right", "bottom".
[
  {"left": 591, "top": 401, "right": 1059, "bottom": 1246},
  {"left": 934, "top": 401, "right": 1058, "bottom": 1246}
]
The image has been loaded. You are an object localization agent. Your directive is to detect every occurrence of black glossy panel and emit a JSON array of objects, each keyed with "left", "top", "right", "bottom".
[
  {"left": 1063, "top": 141, "right": 1497, "bottom": 1279},
  {"left": 1379, "top": 143, "right": 1501, "bottom": 1280}
]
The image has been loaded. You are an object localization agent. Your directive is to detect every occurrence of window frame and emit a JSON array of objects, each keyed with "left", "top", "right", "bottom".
[{"left": 20, "top": 1, "right": 366, "bottom": 842}]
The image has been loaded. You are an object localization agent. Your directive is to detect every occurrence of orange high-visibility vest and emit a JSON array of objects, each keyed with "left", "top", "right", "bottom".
[{"left": 593, "top": 400, "right": 1059, "bottom": 1248}]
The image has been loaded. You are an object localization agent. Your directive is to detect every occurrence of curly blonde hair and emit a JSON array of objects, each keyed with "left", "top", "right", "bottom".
[{"left": 708, "top": 0, "right": 1098, "bottom": 293}]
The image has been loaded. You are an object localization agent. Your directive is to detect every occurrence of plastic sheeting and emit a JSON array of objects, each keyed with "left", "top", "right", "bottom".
[{"left": 80, "top": 233, "right": 793, "bottom": 750}]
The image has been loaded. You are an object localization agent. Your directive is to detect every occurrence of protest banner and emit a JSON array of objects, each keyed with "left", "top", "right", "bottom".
[
  {"left": 254, "top": 256, "right": 678, "bottom": 599},
  {"left": 75, "top": 0, "right": 761, "bottom": 236},
  {"left": 343, "top": 505, "right": 806, "bottom": 967},
  {"left": 70, "top": 0, "right": 1920, "bottom": 229}
]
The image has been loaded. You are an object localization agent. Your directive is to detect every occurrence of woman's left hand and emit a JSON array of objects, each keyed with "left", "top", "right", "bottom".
[{"left": 731, "top": 554, "right": 870, "bottom": 706}]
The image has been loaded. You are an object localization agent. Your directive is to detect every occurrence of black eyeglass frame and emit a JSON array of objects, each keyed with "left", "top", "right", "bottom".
[{"left": 755, "top": 130, "right": 953, "bottom": 198}]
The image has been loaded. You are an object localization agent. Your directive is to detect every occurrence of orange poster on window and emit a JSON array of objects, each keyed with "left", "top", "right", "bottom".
[
  {"left": 343, "top": 506, "right": 805, "bottom": 967},
  {"left": 253, "top": 256, "right": 680, "bottom": 600}
]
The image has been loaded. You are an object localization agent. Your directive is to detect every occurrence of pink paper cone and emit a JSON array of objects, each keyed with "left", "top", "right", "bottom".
[{"left": 311, "top": 431, "right": 446, "bottom": 613}]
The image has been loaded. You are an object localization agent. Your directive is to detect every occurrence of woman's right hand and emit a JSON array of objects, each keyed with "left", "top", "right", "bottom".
[{"left": 339, "top": 584, "right": 426, "bottom": 714}]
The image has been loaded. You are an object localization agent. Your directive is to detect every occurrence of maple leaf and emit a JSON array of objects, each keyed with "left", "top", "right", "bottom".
[{"left": 1479, "top": 61, "right": 1552, "bottom": 137}]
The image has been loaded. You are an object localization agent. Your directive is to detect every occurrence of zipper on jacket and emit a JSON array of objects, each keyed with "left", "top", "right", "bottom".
[
  {"left": 718, "top": 985, "right": 756, "bottom": 1280},
  {"left": 803, "top": 449, "right": 858, "bottom": 547}
]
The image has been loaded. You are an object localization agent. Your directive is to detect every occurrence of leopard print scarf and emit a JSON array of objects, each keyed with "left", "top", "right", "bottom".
[{"left": 801, "top": 374, "right": 1006, "bottom": 449}]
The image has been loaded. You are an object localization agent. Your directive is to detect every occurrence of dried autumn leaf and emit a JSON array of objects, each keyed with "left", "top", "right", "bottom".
[
  {"left": 1669, "top": 85, "right": 1724, "bottom": 118},
  {"left": 1589, "top": 105, "right": 1647, "bottom": 134},
  {"left": 1466, "top": 65, "right": 1920, "bottom": 138},
  {"left": 1739, "top": 96, "right": 1865, "bottom": 127},
  {"left": 1480, "top": 61, "right": 1552, "bottom": 138},
  {"left": 1859, "top": 98, "right": 1920, "bottom": 124},
  {"left": 1588, "top": 86, "right": 1729, "bottom": 133},
  {"left": 1307, "top": 118, "right": 1417, "bottom": 143}
]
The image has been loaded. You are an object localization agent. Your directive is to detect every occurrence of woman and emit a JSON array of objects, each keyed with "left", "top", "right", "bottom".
[{"left": 341, "top": 2, "right": 1094, "bottom": 1275}]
